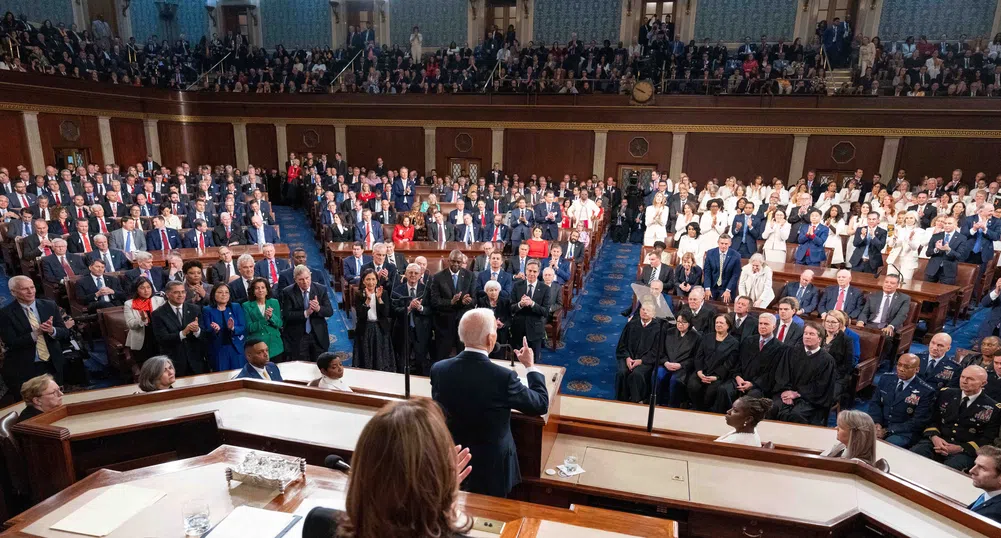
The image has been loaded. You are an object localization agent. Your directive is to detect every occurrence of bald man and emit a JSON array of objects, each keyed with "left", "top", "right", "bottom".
[
  {"left": 917, "top": 332, "right": 962, "bottom": 390},
  {"left": 867, "top": 353, "right": 935, "bottom": 448},
  {"left": 430, "top": 308, "right": 549, "bottom": 498},
  {"left": 911, "top": 365, "right": 1001, "bottom": 470}
]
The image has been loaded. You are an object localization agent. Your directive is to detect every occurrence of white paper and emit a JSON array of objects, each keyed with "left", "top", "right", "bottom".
[
  {"left": 285, "top": 497, "right": 346, "bottom": 538},
  {"left": 50, "top": 484, "right": 166, "bottom": 537},
  {"left": 207, "top": 505, "right": 298, "bottom": 538},
  {"left": 556, "top": 464, "right": 586, "bottom": 477},
  {"left": 537, "top": 520, "right": 642, "bottom": 537}
]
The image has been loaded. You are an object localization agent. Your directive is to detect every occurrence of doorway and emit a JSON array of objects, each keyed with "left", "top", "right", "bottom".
[
  {"left": 448, "top": 158, "right": 481, "bottom": 180},
  {"left": 54, "top": 148, "right": 92, "bottom": 171},
  {"left": 222, "top": 6, "right": 251, "bottom": 39},
  {"left": 617, "top": 164, "right": 657, "bottom": 192},
  {"left": 815, "top": 169, "right": 857, "bottom": 188},
  {"left": 486, "top": 0, "right": 517, "bottom": 39},
  {"left": 817, "top": 0, "right": 858, "bottom": 27},
  {"left": 86, "top": 0, "right": 118, "bottom": 36}
]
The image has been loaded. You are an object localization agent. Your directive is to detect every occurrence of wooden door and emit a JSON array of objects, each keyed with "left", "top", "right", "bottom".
[
  {"left": 86, "top": 0, "right": 118, "bottom": 35},
  {"left": 818, "top": 0, "right": 858, "bottom": 27},
  {"left": 486, "top": 0, "right": 516, "bottom": 38},
  {"left": 222, "top": 6, "right": 249, "bottom": 38},
  {"left": 54, "top": 148, "right": 92, "bottom": 171},
  {"left": 448, "top": 158, "right": 482, "bottom": 180},
  {"left": 641, "top": 1, "right": 676, "bottom": 24}
]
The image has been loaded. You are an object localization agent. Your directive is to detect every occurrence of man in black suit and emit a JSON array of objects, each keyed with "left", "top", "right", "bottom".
[
  {"left": 468, "top": 242, "right": 495, "bottom": 273},
  {"left": 805, "top": 170, "right": 824, "bottom": 202},
  {"left": 907, "top": 191, "right": 937, "bottom": 229},
  {"left": 610, "top": 199, "right": 633, "bottom": 243},
  {"left": 228, "top": 254, "right": 258, "bottom": 304},
  {"left": 730, "top": 296, "right": 759, "bottom": 341},
  {"left": 678, "top": 287, "right": 717, "bottom": 334},
  {"left": 123, "top": 251, "right": 167, "bottom": 294},
  {"left": 361, "top": 243, "right": 398, "bottom": 287},
  {"left": 430, "top": 308, "right": 549, "bottom": 497},
  {"left": 152, "top": 281, "right": 208, "bottom": 376},
  {"left": 848, "top": 212, "right": 887, "bottom": 274},
  {"left": 510, "top": 260, "right": 551, "bottom": 360},
  {"left": 66, "top": 219, "right": 94, "bottom": 255},
  {"left": 373, "top": 199, "right": 397, "bottom": 227},
  {"left": 969, "top": 445, "right": 1001, "bottom": 524},
  {"left": 504, "top": 243, "right": 532, "bottom": 280},
  {"left": 925, "top": 216, "right": 971, "bottom": 285},
  {"left": 430, "top": 250, "right": 476, "bottom": 363},
  {"left": 776, "top": 270, "right": 820, "bottom": 315},
  {"left": 638, "top": 252, "right": 673, "bottom": 288},
  {"left": 213, "top": 212, "right": 246, "bottom": 246},
  {"left": 856, "top": 274, "right": 911, "bottom": 336},
  {"left": 391, "top": 263, "right": 433, "bottom": 374},
  {"left": 280, "top": 265, "right": 334, "bottom": 362},
  {"left": 562, "top": 229, "right": 585, "bottom": 263},
  {"left": 426, "top": 211, "right": 454, "bottom": 242},
  {"left": 603, "top": 176, "right": 622, "bottom": 208},
  {"left": 75, "top": 258, "right": 126, "bottom": 313},
  {"left": 775, "top": 297, "right": 805, "bottom": 346},
  {"left": 0, "top": 276, "right": 70, "bottom": 397},
  {"left": 40, "top": 239, "right": 87, "bottom": 286},
  {"left": 786, "top": 192, "right": 817, "bottom": 241},
  {"left": 22, "top": 219, "right": 59, "bottom": 261},
  {"left": 85, "top": 234, "right": 130, "bottom": 273}
]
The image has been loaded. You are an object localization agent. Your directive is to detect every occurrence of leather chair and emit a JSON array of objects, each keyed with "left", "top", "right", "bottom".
[
  {"left": 97, "top": 306, "right": 136, "bottom": 382},
  {"left": 0, "top": 411, "right": 31, "bottom": 514}
]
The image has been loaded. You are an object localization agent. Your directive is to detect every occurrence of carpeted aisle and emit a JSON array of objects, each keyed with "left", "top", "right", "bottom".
[
  {"left": 544, "top": 240, "right": 642, "bottom": 400},
  {"left": 273, "top": 206, "right": 352, "bottom": 355}
]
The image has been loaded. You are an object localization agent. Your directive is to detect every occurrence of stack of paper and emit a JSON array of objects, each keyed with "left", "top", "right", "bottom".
[{"left": 50, "top": 484, "right": 166, "bottom": 537}]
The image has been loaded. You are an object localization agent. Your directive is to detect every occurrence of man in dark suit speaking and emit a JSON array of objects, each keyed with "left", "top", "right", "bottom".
[{"left": 431, "top": 308, "right": 550, "bottom": 498}]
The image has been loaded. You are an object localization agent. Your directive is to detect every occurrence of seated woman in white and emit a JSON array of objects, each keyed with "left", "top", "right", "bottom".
[
  {"left": 677, "top": 221, "right": 706, "bottom": 267},
  {"left": 821, "top": 410, "right": 877, "bottom": 466},
  {"left": 716, "top": 395, "right": 773, "bottom": 447},
  {"left": 737, "top": 254, "right": 775, "bottom": 308}
]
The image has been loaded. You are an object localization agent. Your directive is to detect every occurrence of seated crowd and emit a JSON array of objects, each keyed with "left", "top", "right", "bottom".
[{"left": 2, "top": 10, "right": 997, "bottom": 97}]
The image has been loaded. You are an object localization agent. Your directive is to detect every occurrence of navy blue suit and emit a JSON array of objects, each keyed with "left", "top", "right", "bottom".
[
  {"left": 480, "top": 223, "right": 510, "bottom": 243},
  {"left": 977, "top": 290, "right": 1001, "bottom": 339},
  {"left": 794, "top": 223, "right": 829, "bottom": 266},
  {"left": 145, "top": 227, "right": 181, "bottom": 250},
  {"left": 476, "top": 269, "right": 514, "bottom": 299},
  {"left": 960, "top": 216, "right": 1001, "bottom": 270},
  {"left": 917, "top": 353, "right": 962, "bottom": 390},
  {"left": 430, "top": 350, "right": 549, "bottom": 497},
  {"left": 849, "top": 226, "right": 887, "bottom": 274},
  {"left": 969, "top": 494, "right": 1001, "bottom": 525},
  {"left": 392, "top": 179, "right": 416, "bottom": 211},
  {"left": 924, "top": 231, "right": 970, "bottom": 285},
  {"left": 702, "top": 247, "right": 741, "bottom": 300},
  {"left": 455, "top": 223, "right": 479, "bottom": 243},
  {"left": 181, "top": 229, "right": 215, "bottom": 249},
  {"left": 533, "top": 201, "right": 562, "bottom": 241},
  {"left": 730, "top": 214, "right": 762, "bottom": 259},
  {"left": 543, "top": 256, "right": 572, "bottom": 285},
  {"left": 254, "top": 258, "right": 291, "bottom": 283},
  {"left": 867, "top": 375, "right": 935, "bottom": 448},
  {"left": 234, "top": 362, "right": 283, "bottom": 380},
  {"left": 817, "top": 284, "right": 865, "bottom": 319},
  {"left": 777, "top": 282, "right": 819, "bottom": 314},
  {"left": 352, "top": 220, "right": 383, "bottom": 244},
  {"left": 341, "top": 255, "right": 371, "bottom": 285},
  {"left": 246, "top": 225, "right": 279, "bottom": 245}
]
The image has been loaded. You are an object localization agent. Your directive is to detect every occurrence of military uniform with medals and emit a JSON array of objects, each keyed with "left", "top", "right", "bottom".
[
  {"left": 866, "top": 374, "right": 935, "bottom": 448},
  {"left": 910, "top": 387, "right": 1001, "bottom": 470},
  {"left": 916, "top": 353, "right": 962, "bottom": 390}
]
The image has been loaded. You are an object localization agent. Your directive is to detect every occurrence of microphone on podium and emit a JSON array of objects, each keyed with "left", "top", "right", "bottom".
[{"left": 323, "top": 455, "right": 351, "bottom": 472}]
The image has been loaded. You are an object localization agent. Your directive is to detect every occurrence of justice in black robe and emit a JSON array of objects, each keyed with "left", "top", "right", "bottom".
[
  {"left": 686, "top": 332, "right": 738, "bottom": 411},
  {"left": 713, "top": 335, "right": 786, "bottom": 413},
  {"left": 615, "top": 317, "right": 663, "bottom": 403},
  {"left": 658, "top": 326, "right": 701, "bottom": 407},
  {"left": 768, "top": 345, "right": 836, "bottom": 425}
]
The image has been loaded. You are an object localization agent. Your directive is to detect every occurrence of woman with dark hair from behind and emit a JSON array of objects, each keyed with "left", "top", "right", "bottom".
[
  {"left": 302, "top": 398, "right": 474, "bottom": 538},
  {"left": 716, "top": 396, "right": 773, "bottom": 447},
  {"left": 137, "top": 355, "right": 176, "bottom": 393}
]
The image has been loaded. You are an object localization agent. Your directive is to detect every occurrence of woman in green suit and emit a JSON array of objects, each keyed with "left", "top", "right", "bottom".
[{"left": 243, "top": 277, "right": 285, "bottom": 361}]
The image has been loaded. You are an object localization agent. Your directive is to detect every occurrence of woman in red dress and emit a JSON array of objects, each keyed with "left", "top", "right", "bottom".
[
  {"left": 525, "top": 226, "right": 549, "bottom": 259},
  {"left": 357, "top": 183, "right": 378, "bottom": 208},
  {"left": 559, "top": 199, "right": 574, "bottom": 229},
  {"left": 393, "top": 215, "right": 415, "bottom": 244}
]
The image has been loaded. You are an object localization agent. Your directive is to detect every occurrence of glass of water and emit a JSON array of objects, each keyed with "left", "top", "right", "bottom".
[
  {"left": 182, "top": 499, "right": 211, "bottom": 536},
  {"left": 563, "top": 452, "right": 579, "bottom": 473}
]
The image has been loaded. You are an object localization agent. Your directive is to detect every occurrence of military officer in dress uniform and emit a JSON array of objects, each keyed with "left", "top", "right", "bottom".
[
  {"left": 867, "top": 353, "right": 936, "bottom": 448},
  {"left": 917, "top": 332, "right": 961, "bottom": 389},
  {"left": 910, "top": 366, "right": 1001, "bottom": 471}
]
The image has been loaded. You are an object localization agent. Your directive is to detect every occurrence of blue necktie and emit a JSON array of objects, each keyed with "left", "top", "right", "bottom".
[
  {"left": 974, "top": 225, "right": 983, "bottom": 253},
  {"left": 743, "top": 216, "right": 749, "bottom": 240},
  {"left": 304, "top": 290, "right": 311, "bottom": 334},
  {"left": 944, "top": 233, "right": 951, "bottom": 245},
  {"left": 452, "top": 273, "right": 458, "bottom": 290},
  {"left": 971, "top": 493, "right": 987, "bottom": 510},
  {"left": 124, "top": 231, "right": 132, "bottom": 252}
]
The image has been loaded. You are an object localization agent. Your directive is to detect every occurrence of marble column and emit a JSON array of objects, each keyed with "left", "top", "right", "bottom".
[
  {"left": 424, "top": 126, "right": 437, "bottom": 175},
  {"left": 491, "top": 127, "right": 504, "bottom": 169},
  {"left": 233, "top": 122, "right": 249, "bottom": 171},
  {"left": 22, "top": 112, "right": 45, "bottom": 175},
  {"left": 143, "top": 119, "right": 161, "bottom": 164},
  {"left": 592, "top": 130, "right": 608, "bottom": 179},
  {"left": 334, "top": 124, "right": 348, "bottom": 161},
  {"left": 98, "top": 116, "right": 116, "bottom": 166},
  {"left": 669, "top": 132, "right": 687, "bottom": 181},
  {"left": 275, "top": 122, "right": 288, "bottom": 169},
  {"left": 788, "top": 134, "right": 810, "bottom": 184},
  {"left": 878, "top": 136, "right": 902, "bottom": 183}
]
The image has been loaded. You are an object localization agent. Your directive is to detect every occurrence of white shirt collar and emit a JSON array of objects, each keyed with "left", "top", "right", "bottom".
[
  {"left": 252, "top": 364, "right": 268, "bottom": 378},
  {"left": 463, "top": 346, "right": 491, "bottom": 358},
  {"left": 963, "top": 390, "right": 983, "bottom": 405}
]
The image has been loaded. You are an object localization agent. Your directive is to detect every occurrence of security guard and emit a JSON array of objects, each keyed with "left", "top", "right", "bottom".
[
  {"left": 910, "top": 365, "right": 1001, "bottom": 470},
  {"left": 867, "top": 353, "right": 935, "bottom": 448},
  {"left": 916, "top": 332, "right": 961, "bottom": 389}
]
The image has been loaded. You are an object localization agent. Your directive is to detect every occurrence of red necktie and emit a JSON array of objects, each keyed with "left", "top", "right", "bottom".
[
  {"left": 494, "top": 201, "right": 499, "bottom": 212},
  {"left": 226, "top": 227, "right": 231, "bottom": 239},
  {"left": 759, "top": 339, "right": 764, "bottom": 351},
  {"left": 20, "top": 195, "right": 27, "bottom": 206},
  {"left": 777, "top": 324, "right": 786, "bottom": 342},
  {"left": 61, "top": 256, "right": 74, "bottom": 276},
  {"left": 99, "top": 219, "right": 108, "bottom": 234},
  {"left": 198, "top": 232, "right": 205, "bottom": 250},
  {"left": 78, "top": 207, "right": 85, "bottom": 219},
  {"left": 81, "top": 234, "right": 91, "bottom": 252},
  {"left": 160, "top": 230, "right": 169, "bottom": 251},
  {"left": 53, "top": 193, "right": 60, "bottom": 205},
  {"left": 480, "top": 215, "right": 485, "bottom": 226},
  {"left": 269, "top": 260, "right": 278, "bottom": 283},
  {"left": 492, "top": 227, "right": 499, "bottom": 241},
  {"left": 42, "top": 243, "right": 51, "bottom": 256},
  {"left": 366, "top": 223, "right": 373, "bottom": 248},
  {"left": 835, "top": 288, "right": 846, "bottom": 311}
]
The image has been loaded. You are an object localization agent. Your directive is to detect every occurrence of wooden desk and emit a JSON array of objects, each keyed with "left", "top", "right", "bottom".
[
  {"left": 0, "top": 445, "right": 676, "bottom": 538},
  {"left": 12, "top": 362, "right": 564, "bottom": 502},
  {"left": 144, "top": 244, "right": 291, "bottom": 267},
  {"left": 326, "top": 240, "right": 494, "bottom": 283}
]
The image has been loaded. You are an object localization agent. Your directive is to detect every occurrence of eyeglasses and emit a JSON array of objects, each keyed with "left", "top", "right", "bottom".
[{"left": 40, "top": 386, "right": 64, "bottom": 397}]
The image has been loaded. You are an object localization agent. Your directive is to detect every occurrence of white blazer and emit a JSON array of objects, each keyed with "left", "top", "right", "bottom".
[{"left": 124, "top": 296, "right": 166, "bottom": 350}]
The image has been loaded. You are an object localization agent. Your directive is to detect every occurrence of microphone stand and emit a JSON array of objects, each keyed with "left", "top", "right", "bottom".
[
  {"left": 392, "top": 283, "right": 412, "bottom": 399},
  {"left": 646, "top": 362, "right": 660, "bottom": 433}
]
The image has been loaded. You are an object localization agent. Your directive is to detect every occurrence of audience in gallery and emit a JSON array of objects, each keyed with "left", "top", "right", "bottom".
[{"left": 3, "top": 9, "right": 998, "bottom": 96}]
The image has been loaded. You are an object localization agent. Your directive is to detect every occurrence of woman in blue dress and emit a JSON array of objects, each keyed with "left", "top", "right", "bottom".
[{"left": 201, "top": 282, "right": 247, "bottom": 371}]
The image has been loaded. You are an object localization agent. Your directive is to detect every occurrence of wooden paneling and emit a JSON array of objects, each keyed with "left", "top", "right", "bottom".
[
  {"left": 896, "top": 137, "right": 1001, "bottom": 181},
  {"left": 109, "top": 118, "right": 147, "bottom": 168},
  {"left": 434, "top": 127, "right": 492, "bottom": 177},
  {"left": 37, "top": 113, "right": 101, "bottom": 166},
  {"left": 503, "top": 129, "right": 594, "bottom": 180},
  {"left": 285, "top": 124, "right": 338, "bottom": 163},
  {"left": 0, "top": 110, "right": 29, "bottom": 171},
  {"left": 604, "top": 131, "right": 673, "bottom": 181},
  {"left": 683, "top": 133, "right": 794, "bottom": 183},
  {"left": 157, "top": 122, "right": 236, "bottom": 168},
  {"left": 803, "top": 135, "right": 883, "bottom": 176},
  {"left": 345, "top": 126, "right": 424, "bottom": 173},
  {"left": 246, "top": 124, "right": 278, "bottom": 172}
]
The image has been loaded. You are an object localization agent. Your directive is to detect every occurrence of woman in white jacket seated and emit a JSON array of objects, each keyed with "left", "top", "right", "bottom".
[
  {"left": 737, "top": 254, "right": 775, "bottom": 308},
  {"left": 124, "top": 276, "right": 167, "bottom": 367},
  {"left": 761, "top": 209, "right": 790, "bottom": 263}
]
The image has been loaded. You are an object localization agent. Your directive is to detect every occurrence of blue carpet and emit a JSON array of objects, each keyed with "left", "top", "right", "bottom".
[
  {"left": 544, "top": 241, "right": 641, "bottom": 399},
  {"left": 272, "top": 206, "right": 352, "bottom": 355}
]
